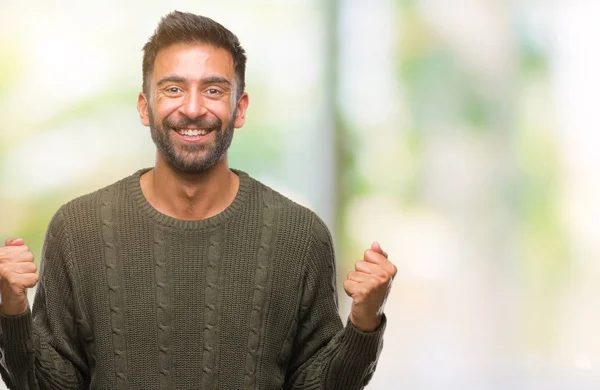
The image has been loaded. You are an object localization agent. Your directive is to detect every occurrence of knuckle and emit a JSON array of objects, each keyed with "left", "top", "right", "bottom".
[
  {"left": 366, "top": 278, "right": 378, "bottom": 288},
  {"left": 354, "top": 291, "right": 367, "bottom": 301},
  {"left": 0, "top": 264, "right": 13, "bottom": 277},
  {"left": 379, "top": 268, "right": 391, "bottom": 280},
  {"left": 378, "top": 275, "right": 390, "bottom": 285},
  {"left": 343, "top": 280, "right": 353, "bottom": 292}
]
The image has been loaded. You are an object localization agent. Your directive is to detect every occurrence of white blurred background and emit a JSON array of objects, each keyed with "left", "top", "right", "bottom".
[{"left": 2, "top": 0, "right": 600, "bottom": 388}]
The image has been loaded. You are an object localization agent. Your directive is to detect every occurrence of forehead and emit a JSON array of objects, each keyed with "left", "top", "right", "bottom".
[{"left": 152, "top": 43, "right": 234, "bottom": 82}]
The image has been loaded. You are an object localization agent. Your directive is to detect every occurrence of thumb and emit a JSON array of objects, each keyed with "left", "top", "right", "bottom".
[
  {"left": 5, "top": 238, "right": 24, "bottom": 246},
  {"left": 371, "top": 241, "right": 388, "bottom": 258}
]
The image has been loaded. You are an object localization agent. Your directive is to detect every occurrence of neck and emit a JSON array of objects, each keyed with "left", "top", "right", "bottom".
[{"left": 140, "top": 154, "right": 239, "bottom": 221}]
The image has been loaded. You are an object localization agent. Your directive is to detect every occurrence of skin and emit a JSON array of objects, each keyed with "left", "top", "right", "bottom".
[
  {"left": 0, "top": 238, "right": 37, "bottom": 316},
  {"left": 0, "top": 42, "right": 396, "bottom": 332},
  {"left": 137, "top": 43, "right": 249, "bottom": 221},
  {"left": 345, "top": 241, "right": 397, "bottom": 332}
]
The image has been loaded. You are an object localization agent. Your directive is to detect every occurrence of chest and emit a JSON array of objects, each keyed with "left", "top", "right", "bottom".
[{"left": 77, "top": 225, "right": 305, "bottom": 341}]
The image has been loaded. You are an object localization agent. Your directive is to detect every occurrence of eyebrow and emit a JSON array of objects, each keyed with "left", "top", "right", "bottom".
[
  {"left": 201, "top": 76, "right": 232, "bottom": 87},
  {"left": 156, "top": 75, "right": 232, "bottom": 88}
]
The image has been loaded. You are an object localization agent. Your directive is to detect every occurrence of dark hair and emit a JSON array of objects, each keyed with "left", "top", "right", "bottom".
[{"left": 142, "top": 11, "right": 247, "bottom": 98}]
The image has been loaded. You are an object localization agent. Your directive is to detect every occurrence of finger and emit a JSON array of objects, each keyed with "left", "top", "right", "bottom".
[
  {"left": 362, "top": 252, "right": 397, "bottom": 279},
  {"left": 8, "top": 274, "right": 39, "bottom": 294},
  {"left": 364, "top": 249, "right": 387, "bottom": 265},
  {"left": 5, "top": 238, "right": 24, "bottom": 246},
  {"left": 12, "top": 262, "right": 37, "bottom": 274},
  {"left": 10, "top": 247, "right": 33, "bottom": 263},
  {"left": 14, "top": 249, "right": 34, "bottom": 263},
  {"left": 0, "top": 262, "right": 37, "bottom": 276},
  {"left": 0, "top": 247, "right": 34, "bottom": 264},
  {"left": 387, "top": 260, "right": 398, "bottom": 279},
  {"left": 21, "top": 274, "right": 39, "bottom": 289},
  {"left": 343, "top": 279, "right": 361, "bottom": 297},
  {"left": 355, "top": 260, "right": 381, "bottom": 274},
  {"left": 347, "top": 271, "right": 370, "bottom": 283},
  {"left": 371, "top": 241, "right": 388, "bottom": 258}
]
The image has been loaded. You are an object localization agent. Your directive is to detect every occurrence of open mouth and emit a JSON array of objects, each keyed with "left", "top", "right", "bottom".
[
  {"left": 173, "top": 127, "right": 213, "bottom": 141},
  {"left": 176, "top": 128, "right": 211, "bottom": 136}
]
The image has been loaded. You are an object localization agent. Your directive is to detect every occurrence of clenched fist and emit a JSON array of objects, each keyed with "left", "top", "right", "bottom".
[
  {"left": 344, "top": 242, "right": 396, "bottom": 332},
  {"left": 0, "top": 238, "right": 38, "bottom": 315}
]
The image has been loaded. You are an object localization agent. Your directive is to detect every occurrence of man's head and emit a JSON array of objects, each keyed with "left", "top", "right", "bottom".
[
  {"left": 142, "top": 11, "right": 246, "bottom": 99},
  {"left": 137, "top": 12, "right": 249, "bottom": 174}
]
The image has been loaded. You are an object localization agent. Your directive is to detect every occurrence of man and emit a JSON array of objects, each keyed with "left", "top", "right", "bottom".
[{"left": 0, "top": 11, "right": 395, "bottom": 389}]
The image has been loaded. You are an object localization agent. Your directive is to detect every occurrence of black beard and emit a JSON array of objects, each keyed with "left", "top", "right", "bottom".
[{"left": 148, "top": 109, "right": 236, "bottom": 174}]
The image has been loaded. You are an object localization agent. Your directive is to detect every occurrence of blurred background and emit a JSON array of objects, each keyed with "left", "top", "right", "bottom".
[{"left": 1, "top": 0, "right": 599, "bottom": 388}]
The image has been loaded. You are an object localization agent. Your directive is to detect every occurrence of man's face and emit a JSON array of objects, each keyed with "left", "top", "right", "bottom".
[{"left": 138, "top": 43, "right": 248, "bottom": 174}]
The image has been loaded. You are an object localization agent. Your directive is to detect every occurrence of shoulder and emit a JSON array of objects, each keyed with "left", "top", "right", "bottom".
[
  {"left": 50, "top": 170, "right": 142, "bottom": 232},
  {"left": 239, "top": 170, "right": 334, "bottom": 253},
  {"left": 242, "top": 171, "right": 330, "bottom": 230}
]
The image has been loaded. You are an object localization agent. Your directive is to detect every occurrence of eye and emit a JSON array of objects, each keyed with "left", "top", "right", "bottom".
[
  {"left": 206, "top": 88, "right": 222, "bottom": 95},
  {"left": 166, "top": 87, "right": 182, "bottom": 93}
]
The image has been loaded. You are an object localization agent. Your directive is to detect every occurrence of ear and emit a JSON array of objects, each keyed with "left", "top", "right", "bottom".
[
  {"left": 233, "top": 92, "right": 249, "bottom": 129},
  {"left": 137, "top": 92, "right": 150, "bottom": 127}
]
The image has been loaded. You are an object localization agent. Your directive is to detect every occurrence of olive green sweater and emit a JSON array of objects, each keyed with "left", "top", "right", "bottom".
[{"left": 0, "top": 169, "right": 385, "bottom": 389}]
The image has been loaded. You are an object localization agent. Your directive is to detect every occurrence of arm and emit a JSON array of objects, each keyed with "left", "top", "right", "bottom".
[
  {"left": 284, "top": 217, "right": 390, "bottom": 390},
  {"left": 0, "top": 209, "right": 89, "bottom": 389}
]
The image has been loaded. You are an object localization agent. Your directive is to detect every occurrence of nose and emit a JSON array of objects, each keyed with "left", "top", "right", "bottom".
[{"left": 179, "top": 89, "right": 208, "bottom": 119}]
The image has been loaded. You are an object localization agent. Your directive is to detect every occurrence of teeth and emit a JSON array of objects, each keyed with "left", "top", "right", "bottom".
[{"left": 178, "top": 129, "right": 209, "bottom": 136}]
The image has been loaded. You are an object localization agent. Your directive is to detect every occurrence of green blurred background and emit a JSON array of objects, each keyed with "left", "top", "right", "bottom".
[{"left": 1, "top": 1, "right": 599, "bottom": 388}]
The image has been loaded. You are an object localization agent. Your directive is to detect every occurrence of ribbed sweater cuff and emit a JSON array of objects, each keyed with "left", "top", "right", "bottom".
[
  {"left": 0, "top": 309, "right": 33, "bottom": 346},
  {"left": 342, "top": 314, "right": 386, "bottom": 356}
]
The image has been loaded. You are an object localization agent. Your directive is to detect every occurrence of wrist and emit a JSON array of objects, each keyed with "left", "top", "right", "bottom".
[
  {"left": 0, "top": 296, "right": 29, "bottom": 316},
  {"left": 350, "top": 313, "right": 382, "bottom": 333}
]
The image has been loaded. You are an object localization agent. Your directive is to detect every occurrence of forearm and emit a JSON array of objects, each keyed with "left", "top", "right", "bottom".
[
  {"left": 286, "top": 215, "right": 388, "bottom": 389},
  {"left": 1, "top": 310, "right": 85, "bottom": 390},
  {"left": 0, "top": 310, "right": 38, "bottom": 389},
  {"left": 286, "top": 315, "right": 386, "bottom": 390}
]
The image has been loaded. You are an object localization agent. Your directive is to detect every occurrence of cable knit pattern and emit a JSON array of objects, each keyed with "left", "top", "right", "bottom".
[
  {"left": 244, "top": 188, "right": 277, "bottom": 388},
  {"left": 276, "top": 317, "right": 297, "bottom": 385},
  {"left": 154, "top": 225, "right": 173, "bottom": 388},
  {"left": 200, "top": 228, "right": 224, "bottom": 389},
  {"left": 29, "top": 215, "right": 59, "bottom": 389},
  {"left": 0, "top": 168, "right": 386, "bottom": 390},
  {"left": 100, "top": 187, "right": 129, "bottom": 389}
]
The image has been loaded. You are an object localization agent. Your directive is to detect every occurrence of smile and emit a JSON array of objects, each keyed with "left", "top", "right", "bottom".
[{"left": 176, "top": 128, "right": 211, "bottom": 136}]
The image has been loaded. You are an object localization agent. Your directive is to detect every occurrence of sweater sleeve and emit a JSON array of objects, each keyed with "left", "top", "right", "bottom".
[
  {"left": 284, "top": 216, "right": 386, "bottom": 390},
  {"left": 0, "top": 208, "right": 89, "bottom": 389}
]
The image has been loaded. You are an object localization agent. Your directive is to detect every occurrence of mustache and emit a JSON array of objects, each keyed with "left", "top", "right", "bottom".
[{"left": 163, "top": 116, "right": 222, "bottom": 131}]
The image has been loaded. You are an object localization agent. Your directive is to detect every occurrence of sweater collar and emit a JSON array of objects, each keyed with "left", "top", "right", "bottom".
[{"left": 128, "top": 168, "right": 252, "bottom": 230}]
